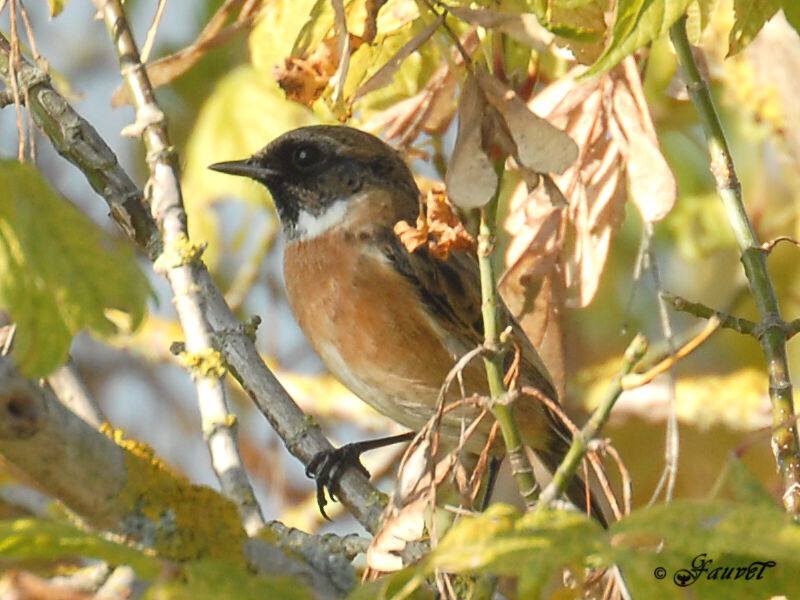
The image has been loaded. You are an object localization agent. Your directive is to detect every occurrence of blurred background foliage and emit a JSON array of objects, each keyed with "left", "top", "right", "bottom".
[{"left": 1, "top": 0, "right": 799, "bottom": 595}]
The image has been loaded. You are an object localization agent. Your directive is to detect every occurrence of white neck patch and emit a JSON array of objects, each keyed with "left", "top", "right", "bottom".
[{"left": 293, "top": 200, "right": 349, "bottom": 241}]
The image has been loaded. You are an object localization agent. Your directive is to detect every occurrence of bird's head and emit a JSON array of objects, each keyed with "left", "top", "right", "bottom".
[{"left": 209, "top": 125, "right": 420, "bottom": 241}]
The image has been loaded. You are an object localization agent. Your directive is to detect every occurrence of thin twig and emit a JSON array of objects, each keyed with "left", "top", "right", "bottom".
[
  {"left": 7, "top": 0, "right": 25, "bottom": 161},
  {"left": 661, "top": 291, "right": 757, "bottom": 335},
  {"left": 16, "top": 0, "right": 37, "bottom": 161},
  {"left": 670, "top": 16, "right": 800, "bottom": 517},
  {"left": 761, "top": 235, "right": 800, "bottom": 254},
  {"left": 622, "top": 315, "right": 720, "bottom": 389},
  {"left": 140, "top": 0, "right": 168, "bottom": 64},
  {"left": 0, "top": 32, "right": 160, "bottom": 254},
  {"left": 522, "top": 385, "right": 623, "bottom": 519},
  {"left": 47, "top": 359, "right": 106, "bottom": 428},
  {"left": 421, "top": 0, "right": 473, "bottom": 68},
  {"left": 643, "top": 224, "right": 679, "bottom": 505},
  {"left": 601, "top": 442, "right": 632, "bottom": 516}
]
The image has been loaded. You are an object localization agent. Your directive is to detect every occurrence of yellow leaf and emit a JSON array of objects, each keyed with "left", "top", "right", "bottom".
[{"left": 0, "top": 161, "right": 150, "bottom": 376}]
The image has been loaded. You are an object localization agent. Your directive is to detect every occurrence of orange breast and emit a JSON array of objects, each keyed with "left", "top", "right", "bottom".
[{"left": 283, "top": 227, "right": 552, "bottom": 453}]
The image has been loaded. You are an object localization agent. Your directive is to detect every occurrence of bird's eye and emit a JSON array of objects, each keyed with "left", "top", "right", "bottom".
[{"left": 291, "top": 144, "right": 323, "bottom": 169}]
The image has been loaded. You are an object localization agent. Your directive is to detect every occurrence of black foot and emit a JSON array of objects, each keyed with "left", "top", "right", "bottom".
[
  {"left": 306, "top": 444, "right": 371, "bottom": 520},
  {"left": 305, "top": 432, "right": 416, "bottom": 519}
]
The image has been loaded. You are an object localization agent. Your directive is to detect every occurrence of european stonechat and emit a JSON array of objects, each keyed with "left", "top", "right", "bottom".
[{"left": 210, "top": 125, "right": 603, "bottom": 522}]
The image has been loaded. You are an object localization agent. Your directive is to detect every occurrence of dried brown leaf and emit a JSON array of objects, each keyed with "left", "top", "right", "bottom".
[
  {"left": 447, "top": 6, "right": 554, "bottom": 53},
  {"left": 366, "top": 439, "right": 456, "bottom": 572},
  {"left": 505, "top": 69, "right": 620, "bottom": 309},
  {"left": 393, "top": 213, "right": 428, "bottom": 254},
  {"left": 360, "top": 64, "right": 457, "bottom": 146},
  {"left": 394, "top": 189, "right": 475, "bottom": 258},
  {"left": 446, "top": 75, "right": 498, "bottom": 210},
  {"left": 421, "top": 71, "right": 458, "bottom": 133},
  {"left": 274, "top": 36, "right": 338, "bottom": 107},
  {"left": 499, "top": 275, "right": 566, "bottom": 396},
  {"left": 609, "top": 60, "right": 677, "bottom": 223},
  {"left": 361, "top": 92, "right": 431, "bottom": 140},
  {"left": 504, "top": 185, "right": 563, "bottom": 289},
  {"left": 527, "top": 66, "right": 598, "bottom": 119},
  {"left": 359, "top": 30, "right": 477, "bottom": 146},
  {"left": 275, "top": 34, "right": 364, "bottom": 107},
  {"left": 505, "top": 58, "right": 673, "bottom": 310}
]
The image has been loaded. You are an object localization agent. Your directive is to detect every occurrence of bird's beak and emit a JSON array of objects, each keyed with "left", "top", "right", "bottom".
[{"left": 208, "top": 159, "right": 279, "bottom": 181}]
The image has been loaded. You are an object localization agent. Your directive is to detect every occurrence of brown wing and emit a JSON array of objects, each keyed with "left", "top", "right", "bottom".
[{"left": 379, "top": 228, "right": 557, "bottom": 399}]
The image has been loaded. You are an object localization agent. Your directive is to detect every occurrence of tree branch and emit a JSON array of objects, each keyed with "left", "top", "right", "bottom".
[
  {"left": 0, "top": 343, "right": 350, "bottom": 596},
  {"left": 670, "top": 16, "right": 800, "bottom": 517},
  {"left": 0, "top": 352, "right": 242, "bottom": 555}
]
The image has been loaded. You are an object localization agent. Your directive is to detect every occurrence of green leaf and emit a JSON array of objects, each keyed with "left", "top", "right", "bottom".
[
  {"left": 583, "top": 0, "right": 694, "bottom": 78},
  {"left": 249, "top": 0, "right": 331, "bottom": 73},
  {"left": 685, "top": 0, "right": 720, "bottom": 43},
  {"left": 0, "top": 519, "right": 160, "bottom": 577},
  {"left": 291, "top": 0, "right": 336, "bottom": 57},
  {"left": 0, "top": 161, "right": 150, "bottom": 376},
  {"left": 398, "top": 504, "right": 606, "bottom": 597},
  {"left": 149, "top": 559, "right": 313, "bottom": 600},
  {"left": 0, "top": 520, "right": 314, "bottom": 600},
  {"left": 548, "top": 0, "right": 608, "bottom": 63},
  {"left": 728, "top": 0, "right": 780, "bottom": 55},
  {"left": 781, "top": 0, "right": 800, "bottom": 35},
  {"left": 181, "top": 65, "right": 319, "bottom": 270},
  {"left": 48, "top": 0, "right": 68, "bottom": 17}
]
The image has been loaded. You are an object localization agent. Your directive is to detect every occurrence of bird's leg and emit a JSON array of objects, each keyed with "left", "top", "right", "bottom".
[
  {"left": 479, "top": 455, "right": 503, "bottom": 512},
  {"left": 306, "top": 431, "right": 415, "bottom": 519}
]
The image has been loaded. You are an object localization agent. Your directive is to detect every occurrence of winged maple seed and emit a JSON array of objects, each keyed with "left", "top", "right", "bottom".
[
  {"left": 394, "top": 188, "right": 475, "bottom": 260},
  {"left": 504, "top": 56, "right": 677, "bottom": 310}
]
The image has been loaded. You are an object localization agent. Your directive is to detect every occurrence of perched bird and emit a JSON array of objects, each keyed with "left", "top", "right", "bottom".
[{"left": 210, "top": 125, "right": 604, "bottom": 522}]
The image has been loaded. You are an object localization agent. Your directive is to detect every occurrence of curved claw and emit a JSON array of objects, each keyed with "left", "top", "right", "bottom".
[{"left": 306, "top": 444, "right": 371, "bottom": 519}]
